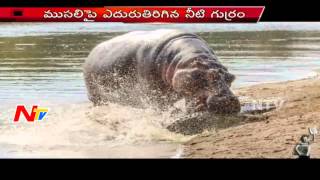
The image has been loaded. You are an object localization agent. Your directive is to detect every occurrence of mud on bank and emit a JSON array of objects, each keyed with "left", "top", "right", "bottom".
[{"left": 183, "top": 75, "right": 320, "bottom": 158}]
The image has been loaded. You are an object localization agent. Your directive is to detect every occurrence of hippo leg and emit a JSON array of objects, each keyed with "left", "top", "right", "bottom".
[
  {"left": 88, "top": 72, "right": 151, "bottom": 108},
  {"left": 84, "top": 74, "right": 104, "bottom": 106},
  {"left": 157, "top": 92, "right": 184, "bottom": 112}
]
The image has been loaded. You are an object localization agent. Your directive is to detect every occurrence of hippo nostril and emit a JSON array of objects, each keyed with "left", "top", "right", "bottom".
[
  {"left": 206, "top": 95, "right": 240, "bottom": 114},
  {"left": 217, "top": 89, "right": 233, "bottom": 97}
]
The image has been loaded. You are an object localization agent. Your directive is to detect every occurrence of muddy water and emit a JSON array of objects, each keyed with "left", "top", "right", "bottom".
[{"left": 1, "top": 23, "right": 320, "bottom": 158}]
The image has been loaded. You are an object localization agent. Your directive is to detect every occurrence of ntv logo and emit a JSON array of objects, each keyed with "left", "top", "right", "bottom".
[{"left": 13, "top": 105, "right": 48, "bottom": 122}]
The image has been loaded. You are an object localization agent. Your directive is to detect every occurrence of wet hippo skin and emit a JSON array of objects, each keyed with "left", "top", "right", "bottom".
[{"left": 83, "top": 29, "right": 240, "bottom": 114}]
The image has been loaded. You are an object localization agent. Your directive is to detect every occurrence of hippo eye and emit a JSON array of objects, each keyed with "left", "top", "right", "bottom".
[{"left": 190, "top": 60, "right": 209, "bottom": 70}]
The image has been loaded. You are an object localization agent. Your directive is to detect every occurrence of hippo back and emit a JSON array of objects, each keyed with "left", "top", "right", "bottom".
[{"left": 83, "top": 29, "right": 199, "bottom": 84}]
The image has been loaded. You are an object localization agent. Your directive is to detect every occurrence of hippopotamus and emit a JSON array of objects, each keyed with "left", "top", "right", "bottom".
[{"left": 83, "top": 29, "right": 240, "bottom": 114}]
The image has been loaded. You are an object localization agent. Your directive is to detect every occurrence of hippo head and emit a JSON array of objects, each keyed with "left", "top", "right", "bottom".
[{"left": 172, "top": 59, "right": 240, "bottom": 114}]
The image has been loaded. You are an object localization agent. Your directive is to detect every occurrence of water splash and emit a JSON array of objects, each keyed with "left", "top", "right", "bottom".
[{"left": 0, "top": 102, "right": 194, "bottom": 158}]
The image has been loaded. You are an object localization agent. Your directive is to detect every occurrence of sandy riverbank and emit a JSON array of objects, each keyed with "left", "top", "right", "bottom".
[{"left": 183, "top": 74, "right": 320, "bottom": 158}]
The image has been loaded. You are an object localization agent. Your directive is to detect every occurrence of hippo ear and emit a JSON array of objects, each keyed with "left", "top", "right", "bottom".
[{"left": 225, "top": 73, "right": 235, "bottom": 83}]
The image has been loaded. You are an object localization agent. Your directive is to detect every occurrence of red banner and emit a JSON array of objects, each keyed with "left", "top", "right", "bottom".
[{"left": 0, "top": 6, "right": 265, "bottom": 23}]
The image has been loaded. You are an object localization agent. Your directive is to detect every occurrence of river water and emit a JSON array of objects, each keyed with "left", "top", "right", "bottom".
[{"left": 1, "top": 22, "right": 320, "bottom": 158}]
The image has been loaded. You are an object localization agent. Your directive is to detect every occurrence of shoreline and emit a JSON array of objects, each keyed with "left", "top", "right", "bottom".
[
  {"left": 182, "top": 74, "right": 320, "bottom": 158},
  {"left": 2, "top": 22, "right": 320, "bottom": 38},
  {"left": 1, "top": 74, "right": 320, "bottom": 158},
  {"left": 232, "top": 70, "right": 320, "bottom": 90}
]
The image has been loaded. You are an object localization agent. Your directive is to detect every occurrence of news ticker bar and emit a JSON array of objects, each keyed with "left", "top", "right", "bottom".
[{"left": 0, "top": 6, "right": 264, "bottom": 23}]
